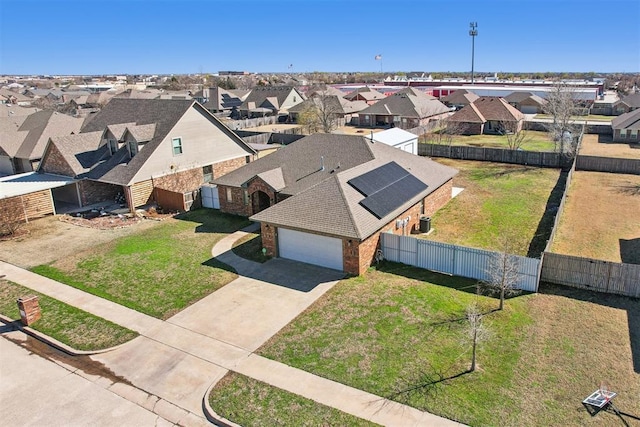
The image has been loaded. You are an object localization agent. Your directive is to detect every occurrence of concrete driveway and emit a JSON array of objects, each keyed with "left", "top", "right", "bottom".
[{"left": 167, "top": 258, "right": 344, "bottom": 351}]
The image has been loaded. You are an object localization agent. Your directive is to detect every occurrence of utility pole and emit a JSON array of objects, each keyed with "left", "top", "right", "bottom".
[{"left": 469, "top": 22, "right": 478, "bottom": 84}]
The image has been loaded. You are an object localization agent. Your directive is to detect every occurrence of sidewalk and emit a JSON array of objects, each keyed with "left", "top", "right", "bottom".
[{"left": 0, "top": 225, "right": 465, "bottom": 426}]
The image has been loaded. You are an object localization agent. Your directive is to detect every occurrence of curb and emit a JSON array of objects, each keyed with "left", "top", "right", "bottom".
[
  {"left": 0, "top": 314, "right": 130, "bottom": 356},
  {"left": 202, "top": 380, "right": 242, "bottom": 427}
]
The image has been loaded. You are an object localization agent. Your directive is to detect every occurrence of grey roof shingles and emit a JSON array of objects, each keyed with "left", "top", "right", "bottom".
[
  {"left": 216, "top": 133, "right": 458, "bottom": 240},
  {"left": 611, "top": 108, "right": 640, "bottom": 130},
  {"left": 359, "top": 90, "right": 450, "bottom": 118}
]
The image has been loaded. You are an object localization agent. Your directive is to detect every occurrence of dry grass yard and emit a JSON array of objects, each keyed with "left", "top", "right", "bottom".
[
  {"left": 551, "top": 171, "right": 640, "bottom": 263},
  {"left": 579, "top": 134, "right": 640, "bottom": 159},
  {"left": 332, "top": 125, "right": 386, "bottom": 136}
]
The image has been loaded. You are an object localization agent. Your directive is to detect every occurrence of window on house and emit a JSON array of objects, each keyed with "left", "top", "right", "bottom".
[
  {"left": 226, "top": 187, "right": 233, "bottom": 202},
  {"left": 108, "top": 139, "right": 117, "bottom": 155},
  {"left": 293, "top": 96, "right": 297, "bottom": 102},
  {"left": 203, "top": 165, "right": 213, "bottom": 182},
  {"left": 243, "top": 190, "right": 249, "bottom": 205},
  {"left": 620, "top": 130, "right": 626, "bottom": 138},
  {"left": 631, "top": 129, "right": 638, "bottom": 139},
  {"left": 172, "top": 137, "right": 183, "bottom": 155},
  {"left": 128, "top": 141, "right": 138, "bottom": 157}
]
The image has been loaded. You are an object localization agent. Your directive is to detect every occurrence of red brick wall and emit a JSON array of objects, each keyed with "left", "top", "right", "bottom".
[
  {"left": 423, "top": 179, "right": 453, "bottom": 217},
  {"left": 153, "top": 168, "right": 203, "bottom": 193},
  {"left": 213, "top": 156, "right": 252, "bottom": 178},
  {"left": 260, "top": 223, "right": 277, "bottom": 256},
  {"left": 218, "top": 185, "right": 251, "bottom": 216},
  {"left": 78, "top": 180, "right": 122, "bottom": 206},
  {"left": 246, "top": 178, "right": 277, "bottom": 206},
  {"left": 40, "top": 143, "right": 75, "bottom": 177}
]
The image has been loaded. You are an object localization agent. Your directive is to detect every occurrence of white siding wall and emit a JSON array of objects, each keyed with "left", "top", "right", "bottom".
[{"left": 131, "top": 107, "right": 250, "bottom": 182}]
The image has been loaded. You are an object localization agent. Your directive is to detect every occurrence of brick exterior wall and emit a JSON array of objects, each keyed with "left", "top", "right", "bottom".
[
  {"left": 259, "top": 179, "right": 454, "bottom": 275},
  {"left": 40, "top": 143, "right": 75, "bottom": 177},
  {"left": 153, "top": 168, "right": 203, "bottom": 193},
  {"left": 218, "top": 185, "right": 251, "bottom": 216},
  {"left": 78, "top": 180, "right": 122, "bottom": 206},
  {"left": 213, "top": 156, "right": 252, "bottom": 178}
]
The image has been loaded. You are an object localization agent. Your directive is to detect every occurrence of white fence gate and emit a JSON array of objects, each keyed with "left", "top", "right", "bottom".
[
  {"left": 201, "top": 184, "right": 220, "bottom": 209},
  {"left": 380, "top": 233, "right": 540, "bottom": 292}
]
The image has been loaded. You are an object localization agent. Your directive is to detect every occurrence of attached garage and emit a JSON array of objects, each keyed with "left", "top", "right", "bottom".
[{"left": 277, "top": 228, "right": 343, "bottom": 271}]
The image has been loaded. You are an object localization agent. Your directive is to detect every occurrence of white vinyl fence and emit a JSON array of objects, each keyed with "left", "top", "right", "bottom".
[{"left": 380, "top": 233, "right": 540, "bottom": 292}]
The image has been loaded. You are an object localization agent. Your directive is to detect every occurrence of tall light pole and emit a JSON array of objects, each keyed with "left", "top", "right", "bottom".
[{"left": 469, "top": 22, "right": 478, "bottom": 84}]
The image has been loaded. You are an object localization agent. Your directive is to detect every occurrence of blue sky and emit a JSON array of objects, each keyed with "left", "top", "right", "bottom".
[{"left": 1, "top": 0, "right": 638, "bottom": 75}]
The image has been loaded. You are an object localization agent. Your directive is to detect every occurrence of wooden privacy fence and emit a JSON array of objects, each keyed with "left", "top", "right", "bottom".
[
  {"left": 380, "top": 233, "right": 540, "bottom": 292},
  {"left": 417, "top": 144, "right": 569, "bottom": 168},
  {"left": 576, "top": 155, "right": 640, "bottom": 175},
  {"left": 541, "top": 252, "right": 640, "bottom": 298}
]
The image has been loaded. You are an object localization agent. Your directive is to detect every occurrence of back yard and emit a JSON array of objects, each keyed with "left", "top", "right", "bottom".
[
  {"left": 244, "top": 264, "right": 640, "bottom": 427},
  {"left": 578, "top": 134, "right": 640, "bottom": 159},
  {"left": 551, "top": 171, "right": 640, "bottom": 263},
  {"left": 421, "top": 130, "right": 556, "bottom": 152},
  {"left": 27, "top": 210, "right": 250, "bottom": 319},
  {"left": 422, "top": 159, "right": 562, "bottom": 257}
]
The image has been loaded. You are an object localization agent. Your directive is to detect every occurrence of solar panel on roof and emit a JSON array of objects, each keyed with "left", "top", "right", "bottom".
[
  {"left": 347, "top": 161, "right": 409, "bottom": 196},
  {"left": 360, "top": 174, "right": 428, "bottom": 219}
]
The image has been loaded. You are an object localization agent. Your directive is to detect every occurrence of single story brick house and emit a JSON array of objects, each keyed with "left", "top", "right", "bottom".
[
  {"left": 448, "top": 97, "right": 524, "bottom": 135},
  {"left": 213, "top": 134, "right": 458, "bottom": 275},
  {"left": 611, "top": 109, "right": 640, "bottom": 142}
]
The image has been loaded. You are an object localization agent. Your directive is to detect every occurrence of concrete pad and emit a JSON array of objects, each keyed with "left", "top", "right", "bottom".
[
  {"left": 168, "top": 258, "right": 343, "bottom": 351},
  {"left": 153, "top": 399, "right": 190, "bottom": 425},
  {"left": 0, "top": 335, "right": 163, "bottom": 427},
  {"left": 92, "top": 336, "right": 228, "bottom": 415}
]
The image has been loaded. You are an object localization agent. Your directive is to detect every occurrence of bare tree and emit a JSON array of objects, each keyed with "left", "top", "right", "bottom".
[
  {"left": 425, "top": 118, "right": 463, "bottom": 145},
  {"left": 297, "top": 90, "right": 343, "bottom": 134},
  {"left": 297, "top": 102, "right": 320, "bottom": 134},
  {"left": 499, "top": 120, "right": 530, "bottom": 150},
  {"left": 481, "top": 246, "right": 522, "bottom": 311},
  {"left": 542, "top": 83, "right": 581, "bottom": 156},
  {"left": 466, "top": 303, "right": 488, "bottom": 372}
]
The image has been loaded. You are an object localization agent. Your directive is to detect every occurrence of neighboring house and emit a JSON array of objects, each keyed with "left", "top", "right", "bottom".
[
  {"left": 504, "top": 91, "right": 547, "bottom": 114},
  {"left": 213, "top": 133, "right": 458, "bottom": 275},
  {"left": 287, "top": 95, "right": 367, "bottom": 129},
  {"left": 343, "top": 86, "right": 386, "bottom": 105},
  {"left": 611, "top": 109, "right": 640, "bottom": 142},
  {"left": 590, "top": 91, "right": 619, "bottom": 116},
  {"left": 441, "top": 89, "right": 479, "bottom": 110},
  {"left": 357, "top": 87, "right": 451, "bottom": 129},
  {"left": 448, "top": 97, "right": 524, "bottom": 135},
  {"left": 0, "top": 110, "right": 83, "bottom": 175},
  {"left": 193, "top": 87, "right": 243, "bottom": 114},
  {"left": 38, "top": 99, "right": 256, "bottom": 213},
  {"left": 238, "top": 86, "right": 305, "bottom": 119},
  {"left": 371, "top": 128, "right": 419, "bottom": 155},
  {"left": 612, "top": 93, "right": 640, "bottom": 115},
  {"left": 0, "top": 88, "right": 32, "bottom": 106}
]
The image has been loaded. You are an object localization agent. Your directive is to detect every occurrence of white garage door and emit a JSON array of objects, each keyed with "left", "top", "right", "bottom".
[{"left": 278, "top": 228, "right": 343, "bottom": 271}]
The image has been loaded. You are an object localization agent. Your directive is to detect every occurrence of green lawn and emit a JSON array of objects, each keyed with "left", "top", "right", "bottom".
[
  {"left": 257, "top": 264, "right": 640, "bottom": 427},
  {"left": 534, "top": 114, "right": 613, "bottom": 122},
  {"left": 232, "top": 232, "right": 272, "bottom": 263},
  {"left": 422, "top": 130, "right": 556, "bottom": 151},
  {"left": 424, "top": 159, "right": 562, "bottom": 257},
  {"left": 31, "top": 209, "right": 250, "bottom": 319},
  {"left": 209, "top": 373, "right": 379, "bottom": 427},
  {"left": 0, "top": 280, "right": 137, "bottom": 350},
  {"left": 258, "top": 264, "right": 531, "bottom": 426}
]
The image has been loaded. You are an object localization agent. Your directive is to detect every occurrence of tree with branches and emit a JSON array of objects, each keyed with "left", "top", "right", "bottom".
[
  {"left": 466, "top": 303, "right": 488, "bottom": 372},
  {"left": 499, "top": 120, "right": 530, "bottom": 150},
  {"left": 543, "top": 83, "right": 581, "bottom": 156},
  {"left": 481, "top": 245, "right": 522, "bottom": 311},
  {"left": 424, "top": 118, "right": 463, "bottom": 146}
]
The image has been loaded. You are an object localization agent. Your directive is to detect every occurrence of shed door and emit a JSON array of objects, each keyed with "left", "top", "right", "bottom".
[{"left": 278, "top": 228, "right": 343, "bottom": 271}]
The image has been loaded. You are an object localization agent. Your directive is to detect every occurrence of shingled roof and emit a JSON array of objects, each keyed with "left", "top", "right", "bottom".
[
  {"left": 612, "top": 108, "right": 640, "bottom": 130},
  {"left": 449, "top": 97, "right": 524, "bottom": 123},
  {"left": 343, "top": 86, "right": 386, "bottom": 102},
  {"left": 441, "top": 89, "right": 480, "bottom": 105},
  {"left": 239, "top": 86, "right": 303, "bottom": 112},
  {"left": 216, "top": 134, "right": 457, "bottom": 240},
  {"left": 614, "top": 92, "right": 640, "bottom": 109},
  {"left": 359, "top": 89, "right": 450, "bottom": 119}
]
